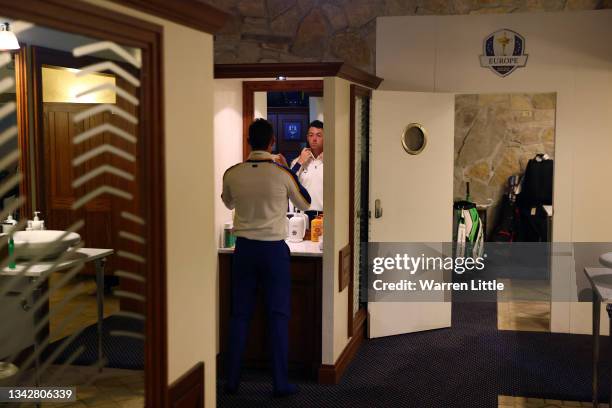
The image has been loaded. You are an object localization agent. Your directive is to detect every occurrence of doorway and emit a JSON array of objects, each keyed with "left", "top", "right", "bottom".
[
  {"left": 0, "top": 2, "right": 166, "bottom": 405},
  {"left": 453, "top": 92, "right": 557, "bottom": 333},
  {"left": 348, "top": 84, "right": 371, "bottom": 337},
  {"left": 32, "top": 48, "right": 144, "bottom": 314}
]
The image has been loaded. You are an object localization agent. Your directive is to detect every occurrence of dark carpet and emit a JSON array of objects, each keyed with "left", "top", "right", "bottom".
[
  {"left": 218, "top": 303, "right": 611, "bottom": 408},
  {"left": 45, "top": 315, "right": 144, "bottom": 370}
]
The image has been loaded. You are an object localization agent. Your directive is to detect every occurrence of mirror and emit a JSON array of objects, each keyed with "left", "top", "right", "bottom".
[{"left": 401, "top": 123, "right": 427, "bottom": 155}]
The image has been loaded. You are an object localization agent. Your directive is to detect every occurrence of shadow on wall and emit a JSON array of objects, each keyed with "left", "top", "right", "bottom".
[{"left": 454, "top": 93, "right": 556, "bottom": 237}]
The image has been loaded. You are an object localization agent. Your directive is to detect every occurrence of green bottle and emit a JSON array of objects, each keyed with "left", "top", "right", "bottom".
[{"left": 8, "top": 235, "right": 15, "bottom": 269}]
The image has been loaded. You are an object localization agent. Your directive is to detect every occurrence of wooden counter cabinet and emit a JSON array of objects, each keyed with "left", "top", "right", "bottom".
[{"left": 218, "top": 252, "right": 322, "bottom": 379}]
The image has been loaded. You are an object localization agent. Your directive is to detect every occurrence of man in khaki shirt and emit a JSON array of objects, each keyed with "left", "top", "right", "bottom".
[{"left": 222, "top": 119, "right": 310, "bottom": 397}]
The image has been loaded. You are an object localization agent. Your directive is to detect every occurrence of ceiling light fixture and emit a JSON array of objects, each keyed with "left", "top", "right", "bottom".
[
  {"left": 0, "top": 22, "right": 19, "bottom": 50},
  {"left": 276, "top": 75, "right": 287, "bottom": 81}
]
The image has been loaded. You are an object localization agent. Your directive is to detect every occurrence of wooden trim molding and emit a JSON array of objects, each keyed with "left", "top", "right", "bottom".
[
  {"left": 318, "top": 308, "right": 367, "bottom": 385},
  {"left": 216, "top": 62, "right": 383, "bottom": 89},
  {"left": 0, "top": 1, "right": 168, "bottom": 405},
  {"left": 168, "top": 362, "right": 205, "bottom": 408},
  {"left": 242, "top": 80, "right": 324, "bottom": 160},
  {"left": 14, "top": 46, "right": 32, "bottom": 218},
  {"left": 348, "top": 84, "right": 372, "bottom": 337},
  {"left": 108, "top": 0, "right": 230, "bottom": 34}
]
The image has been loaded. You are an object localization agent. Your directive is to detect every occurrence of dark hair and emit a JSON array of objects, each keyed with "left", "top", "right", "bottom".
[
  {"left": 248, "top": 118, "right": 274, "bottom": 150},
  {"left": 309, "top": 120, "right": 323, "bottom": 130}
]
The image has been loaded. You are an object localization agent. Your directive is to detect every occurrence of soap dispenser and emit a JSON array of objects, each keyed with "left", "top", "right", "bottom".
[
  {"left": 2, "top": 214, "right": 17, "bottom": 234},
  {"left": 29, "top": 211, "right": 45, "bottom": 231}
]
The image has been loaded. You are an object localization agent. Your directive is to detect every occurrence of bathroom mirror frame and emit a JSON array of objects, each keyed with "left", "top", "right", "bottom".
[
  {"left": 0, "top": 0, "right": 168, "bottom": 405},
  {"left": 401, "top": 122, "right": 428, "bottom": 155}
]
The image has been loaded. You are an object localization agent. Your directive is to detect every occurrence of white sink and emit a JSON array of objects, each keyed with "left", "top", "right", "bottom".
[
  {"left": 12, "top": 230, "right": 81, "bottom": 261},
  {"left": 601, "top": 252, "right": 612, "bottom": 269}
]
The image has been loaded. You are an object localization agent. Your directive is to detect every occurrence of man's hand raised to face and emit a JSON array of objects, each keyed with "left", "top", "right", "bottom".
[{"left": 298, "top": 148, "right": 314, "bottom": 165}]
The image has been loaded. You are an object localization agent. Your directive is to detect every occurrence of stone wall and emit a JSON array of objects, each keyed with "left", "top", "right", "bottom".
[
  {"left": 201, "top": 0, "right": 611, "bottom": 73},
  {"left": 454, "top": 93, "right": 556, "bottom": 236}
]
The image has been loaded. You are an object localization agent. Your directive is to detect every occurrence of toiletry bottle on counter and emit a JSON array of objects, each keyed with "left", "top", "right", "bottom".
[
  {"left": 223, "top": 222, "right": 236, "bottom": 248},
  {"left": 311, "top": 215, "right": 323, "bottom": 242},
  {"left": 28, "top": 211, "right": 44, "bottom": 231},
  {"left": 8, "top": 234, "right": 15, "bottom": 269},
  {"left": 2, "top": 214, "right": 17, "bottom": 233}
]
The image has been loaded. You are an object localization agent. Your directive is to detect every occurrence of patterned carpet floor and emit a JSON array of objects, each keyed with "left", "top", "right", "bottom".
[
  {"left": 46, "top": 315, "right": 144, "bottom": 370},
  {"left": 218, "top": 303, "right": 611, "bottom": 408}
]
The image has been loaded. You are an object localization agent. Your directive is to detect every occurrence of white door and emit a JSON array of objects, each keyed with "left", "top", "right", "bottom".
[{"left": 368, "top": 91, "right": 454, "bottom": 338}]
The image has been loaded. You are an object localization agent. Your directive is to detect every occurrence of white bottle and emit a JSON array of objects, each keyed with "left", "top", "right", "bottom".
[
  {"left": 30, "top": 211, "right": 45, "bottom": 231},
  {"left": 2, "top": 214, "right": 17, "bottom": 233}
]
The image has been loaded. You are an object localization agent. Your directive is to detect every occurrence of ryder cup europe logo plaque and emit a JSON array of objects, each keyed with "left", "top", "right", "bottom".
[{"left": 480, "top": 29, "right": 528, "bottom": 77}]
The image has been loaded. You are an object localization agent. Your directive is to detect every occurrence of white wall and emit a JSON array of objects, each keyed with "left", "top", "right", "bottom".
[
  {"left": 214, "top": 79, "right": 244, "bottom": 248},
  {"left": 254, "top": 91, "right": 267, "bottom": 119},
  {"left": 377, "top": 10, "right": 612, "bottom": 334},
  {"left": 323, "top": 77, "right": 351, "bottom": 362},
  {"left": 85, "top": 1, "right": 218, "bottom": 406},
  {"left": 309, "top": 96, "right": 324, "bottom": 123}
]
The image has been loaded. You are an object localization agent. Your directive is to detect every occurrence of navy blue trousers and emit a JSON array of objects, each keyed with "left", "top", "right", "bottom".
[{"left": 226, "top": 237, "right": 292, "bottom": 391}]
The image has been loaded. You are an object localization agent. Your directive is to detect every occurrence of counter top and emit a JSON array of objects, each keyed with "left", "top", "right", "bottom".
[
  {"left": 585, "top": 267, "right": 612, "bottom": 301},
  {"left": 1, "top": 248, "right": 114, "bottom": 277},
  {"left": 219, "top": 239, "right": 322, "bottom": 258}
]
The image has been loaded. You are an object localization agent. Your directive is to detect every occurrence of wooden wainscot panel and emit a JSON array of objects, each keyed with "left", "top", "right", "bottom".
[
  {"left": 168, "top": 362, "right": 204, "bottom": 408},
  {"left": 339, "top": 244, "right": 351, "bottom": 292}
]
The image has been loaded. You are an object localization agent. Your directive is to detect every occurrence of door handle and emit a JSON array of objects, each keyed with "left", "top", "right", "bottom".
[{"left": 375, "top": 199, "right": 383, "bottom": 218}]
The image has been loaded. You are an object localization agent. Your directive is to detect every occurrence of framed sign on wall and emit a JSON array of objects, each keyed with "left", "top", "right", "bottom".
[{"left": 284, "top": 121, "right": 302, "bottom": 141}]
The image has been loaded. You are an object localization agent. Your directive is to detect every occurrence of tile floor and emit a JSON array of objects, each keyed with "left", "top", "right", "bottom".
[
  {"left": 497, "top": 301, "right": 551, "bottom": 332},
  {"left": 498, "top": 395, "right": 600, "bottom": 407},
  {"left": 18, "top": 365, "right": 144, "bottom": 407},
  {"left": 13, "top": 274, "right": 143, "bottom": 406},
  {"left": 497, "top": 278, "right": 551, "bottom": 332},
  {"left": 48, "top": 272, "right": 120, "bottom": 342}
]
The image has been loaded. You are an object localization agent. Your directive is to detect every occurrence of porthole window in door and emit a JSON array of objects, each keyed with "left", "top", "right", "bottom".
[{"left": 401, "top": 123, "right": 427, "bottom": 155}]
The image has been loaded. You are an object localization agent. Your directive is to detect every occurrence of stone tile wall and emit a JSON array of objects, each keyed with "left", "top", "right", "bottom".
[
  {"left": 454, "top": 93, "right": 556, "bottom": 237},
  {"left": 201, "top": 0, "right": 611, "bottom": 73}
]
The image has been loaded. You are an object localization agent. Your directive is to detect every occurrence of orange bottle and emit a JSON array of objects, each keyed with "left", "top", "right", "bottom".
[{"left": 311, "top": 215, "right": 323, "bottom": 242}]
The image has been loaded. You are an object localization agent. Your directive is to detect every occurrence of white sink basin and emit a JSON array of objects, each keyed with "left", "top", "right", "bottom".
[
  {"left": 601, "top": 252, "right": 612, "bottom": 269},
  {"left": 12, "top": 230, "right": 81, "bottom": 261}
]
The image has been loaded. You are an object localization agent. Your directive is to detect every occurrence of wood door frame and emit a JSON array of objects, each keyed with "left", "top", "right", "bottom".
[
  {"left": 242, "top": 80, "right": 324, "bottom": 160},
  {"left": 2, "top": 1, "right": 168, "bottom": 405},
  {"left": 14, "top": 45, "right": 31, "bottom": 218},
  {"left": 348, "top": 84, "right": 372, "bottom": 337},
  {"left": 216, "top": 62, "right": 383, "bottom": 89}
]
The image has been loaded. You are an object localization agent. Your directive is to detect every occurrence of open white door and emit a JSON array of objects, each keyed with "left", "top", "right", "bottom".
[{"left": 368, "top": 91, "right": 454, "bottom": 338}]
